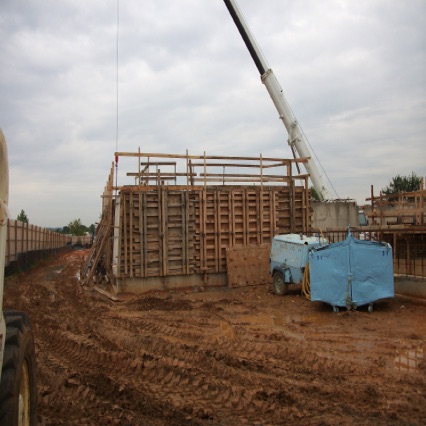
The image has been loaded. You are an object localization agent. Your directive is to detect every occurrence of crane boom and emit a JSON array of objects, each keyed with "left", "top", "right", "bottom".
[{"left": 223, "top": 0, "right": 332, "bottom": 201}]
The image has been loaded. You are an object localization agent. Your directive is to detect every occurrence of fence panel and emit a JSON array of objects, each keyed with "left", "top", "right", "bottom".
[
  {"left": 5, "top": 219, "right": 70, "bottom": 267},
  {"left": 318, "top": 228, "right": 426, "bottom": 279}
]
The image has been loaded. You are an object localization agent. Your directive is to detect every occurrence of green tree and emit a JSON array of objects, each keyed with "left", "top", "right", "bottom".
[
  {"left": 68, "top": 218, "right": 86, "bottom": 236},
  {"left": 310, "top": 187, "right": 321, "bottom": 201},
  {"left": 382, "top": 172, "right": 422, "bottom": 195},
  {"left": 17, "top": 209, "right": 29, "bottom": 223}
]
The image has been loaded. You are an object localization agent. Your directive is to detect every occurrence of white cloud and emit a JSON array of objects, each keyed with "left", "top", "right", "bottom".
[{"left": 1, "top": 0, "right": 425, "bottom": 227}]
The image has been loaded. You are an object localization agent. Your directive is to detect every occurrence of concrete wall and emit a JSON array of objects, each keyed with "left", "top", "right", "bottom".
[
  {"left": 311, "top": 201, "right": 359, "bottom": 230},
  {"left": 395, "top": 276, "right": 426, "bottom": 300}
]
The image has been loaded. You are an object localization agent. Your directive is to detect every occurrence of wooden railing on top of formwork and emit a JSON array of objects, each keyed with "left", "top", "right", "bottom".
[
  {"left": 365, "top": 184, "right": 425, "bottom": 226},
  {"left": 113, "top": 150, "right": 310, "bottom": 188}
]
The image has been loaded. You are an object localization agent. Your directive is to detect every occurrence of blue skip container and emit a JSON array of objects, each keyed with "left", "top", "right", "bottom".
[{"left": 309, "top": 231, "right": 394, "bottom": 312}]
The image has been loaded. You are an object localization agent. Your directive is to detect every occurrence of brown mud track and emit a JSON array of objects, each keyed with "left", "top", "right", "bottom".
[{"left": 4, "top": 249, "right": 426, "bottom": 425}]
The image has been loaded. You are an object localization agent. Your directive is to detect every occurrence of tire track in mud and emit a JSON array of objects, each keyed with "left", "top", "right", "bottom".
[
  {"left": 34, "top": 295, "right": 426, "bottom": 425},
  {"left": 103, "top": 304, "right": 409, "bottom": 422},
  {"left": 35, "top": 302, "right": 302, "bottom": 423},
  {"left": 81, "top": 311, "right": 363, "bottom": 422},
  {"left": 4, "top": 250, "right": 426, "bottom": 425},
  {"left": 35, "top": 310, "right": 196, "bottom": 424}
]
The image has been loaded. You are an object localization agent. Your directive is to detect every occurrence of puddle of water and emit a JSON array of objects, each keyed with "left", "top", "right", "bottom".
[{"left": 394, "top": 347, "right": 424, "bottom": 373}]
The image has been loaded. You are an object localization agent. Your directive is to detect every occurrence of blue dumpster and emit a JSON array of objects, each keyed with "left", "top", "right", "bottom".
[{"left": 309, "top": 231, "right": 394, "bottom": 311}]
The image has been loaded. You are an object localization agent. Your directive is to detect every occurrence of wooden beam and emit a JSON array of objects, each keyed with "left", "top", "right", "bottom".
[
  {"left": 139, "top": 161, "right": 176, "bottom": 166},
  {"left": 115, "top": 151, "right": 309, "bottom": 163},
  {"left": 127, "top": 172, "right": 196, "bottom": 177},
  {"left": 199, "top": 173, "right": 290, "bottom": 178},
  {"left": 189, "top": 162, "right": 286, "bottom": 168}
]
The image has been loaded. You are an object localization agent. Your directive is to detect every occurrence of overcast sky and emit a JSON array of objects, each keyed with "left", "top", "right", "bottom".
[{"left": 1, "top": 0, "right": 425, "bottom": 228}]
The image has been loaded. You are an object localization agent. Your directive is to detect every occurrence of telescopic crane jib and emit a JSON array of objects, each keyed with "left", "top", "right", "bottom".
[{"left": 223, "top": 0, "right": 332, "bottom": 201}]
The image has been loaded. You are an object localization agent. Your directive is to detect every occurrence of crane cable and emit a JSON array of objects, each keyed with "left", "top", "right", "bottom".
[
  {"left": 114, "top": 0, "right": 120, "bottom": 194},
  {"left": 284, "top": 97, "right": 339, "bottom": 199}
]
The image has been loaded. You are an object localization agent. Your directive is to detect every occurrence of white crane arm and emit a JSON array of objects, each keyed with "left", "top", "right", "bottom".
[{"left": 223, "top": 0, "right": 332, "bottom": 201}]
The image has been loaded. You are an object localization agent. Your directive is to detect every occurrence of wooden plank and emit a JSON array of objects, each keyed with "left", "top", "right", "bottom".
[
  {"left": 202, "top": 190, "right": 207, "bottom": 270},
  {"left": 243, "top": 189, "right": 248, "bottom": 246},
  {"left": 198, "top": 173, "right": 292, "bottom": 179},
  {"left": 190, "top": 162, "right": 281, "bottom": 168},
  {"left": 127, "top": 172, "right": 193, "bottom": 177},
  {"left": 193, "top": 176, "right": 291, "bottom": 182},
  {"left": 138, "top": 191, "right": 143, "bottom": 277},
  {"left": 115, "top": 151, "right": 306, "bottom": 163},
  {"left": 226, "top": 244, "right": 271, "bottom": 287},
  {"left": 163, "top": 189, "right": 168, "bottom": 276},
  {"left": 258, "top": 189, "right": 263, "bottom": 244},
  {"left": 129, "top": 193, "right": 134, "bottom": 278},
  {"left": 230, "top": 191, "right": 235, "bottom": 247},
  {"left": 143, "top": 192, "right": 148, "bottom": 276},
  {"left": 123, "top": 193, "right": 128, "bottom": 276},
  {"left": 181, "top": 192, "right": 186, "bottom": 274},
  {"left": 139, "top": 161, "right": 176, "bottom": 166},
  {"left": 117, "top": 197, "right": 123, "bottom": 276}
]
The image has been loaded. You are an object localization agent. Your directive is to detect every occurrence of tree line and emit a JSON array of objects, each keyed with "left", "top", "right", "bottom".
[
  {"left": 16, "top": 211, "right": 95, "bottom": 236},
  {"left": 311, "top": 172, "right": 422, "bottom": 201}
]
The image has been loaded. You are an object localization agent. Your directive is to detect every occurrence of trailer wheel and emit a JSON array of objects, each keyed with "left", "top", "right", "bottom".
[
  {"left": 0, "top": 311, "right": 37, "bottom": 426},
  {"left": 273, "top": 272, "right": 288, "bottom": 295}
]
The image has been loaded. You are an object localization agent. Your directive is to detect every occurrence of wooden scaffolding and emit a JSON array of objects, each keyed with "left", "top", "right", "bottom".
[
  {"left": 81, "top": 150, "right": 313, "bottom": 293},
  {"left": 366, "top": 183, "right": 426, "bottom": 226}
]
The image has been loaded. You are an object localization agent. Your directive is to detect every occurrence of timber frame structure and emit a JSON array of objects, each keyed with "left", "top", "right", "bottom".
[
  {"left": 81, "top": 150, "right": 313, "bottom": 293},
  {"left": 366, "top": 183, "right": 425, "bottom": 226}
]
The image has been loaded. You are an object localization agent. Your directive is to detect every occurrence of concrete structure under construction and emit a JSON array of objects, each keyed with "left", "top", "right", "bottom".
[{"left": 82, "top": 150, "right": 314, "bottom": 293}]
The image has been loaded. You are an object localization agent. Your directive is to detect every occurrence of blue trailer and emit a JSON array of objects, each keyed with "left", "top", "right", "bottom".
[{"left": 309, "top": 231, "right": 394, "bottom": 312}]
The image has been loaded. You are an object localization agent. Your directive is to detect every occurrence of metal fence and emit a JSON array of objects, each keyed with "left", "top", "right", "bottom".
[{"left": 317, "top": 227, "right": 426, "bottom": 279}]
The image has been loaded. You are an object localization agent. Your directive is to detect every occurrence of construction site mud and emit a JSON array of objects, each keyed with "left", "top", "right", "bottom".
[{"left": 4, "top": 249, "right": 426, "bottom": 425}]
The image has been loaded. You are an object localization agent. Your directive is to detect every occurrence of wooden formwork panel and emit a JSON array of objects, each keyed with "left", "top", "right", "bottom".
[
  {"left": 118, "top": 190, "right": 195, "bottom": 278},
  {"left": 117, "top": 186, "right": 309, "bottom": 279},
  {"left": 226, "top": 244, "right": 271, "bottom": 287}
]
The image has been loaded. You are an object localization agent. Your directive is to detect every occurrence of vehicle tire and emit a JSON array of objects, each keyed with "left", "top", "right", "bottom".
[
  {"left": 0, "top": 310, "right": 37, "bottom": 426},
  {"left": 273, "top": 271, "right": 288, "bottom": 295}
]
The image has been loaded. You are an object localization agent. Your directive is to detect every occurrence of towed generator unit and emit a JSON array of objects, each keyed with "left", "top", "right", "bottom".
[
  {"left": 270, "top": 234, "right": 326, "bottom": 295},
  {"left": 309, "top": 230, "right": 394, "bottom": 312}
]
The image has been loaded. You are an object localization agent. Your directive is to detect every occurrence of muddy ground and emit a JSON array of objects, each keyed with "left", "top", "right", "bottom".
[{"left": 4, "top": 249, "right": 426, "bottom": 425}]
